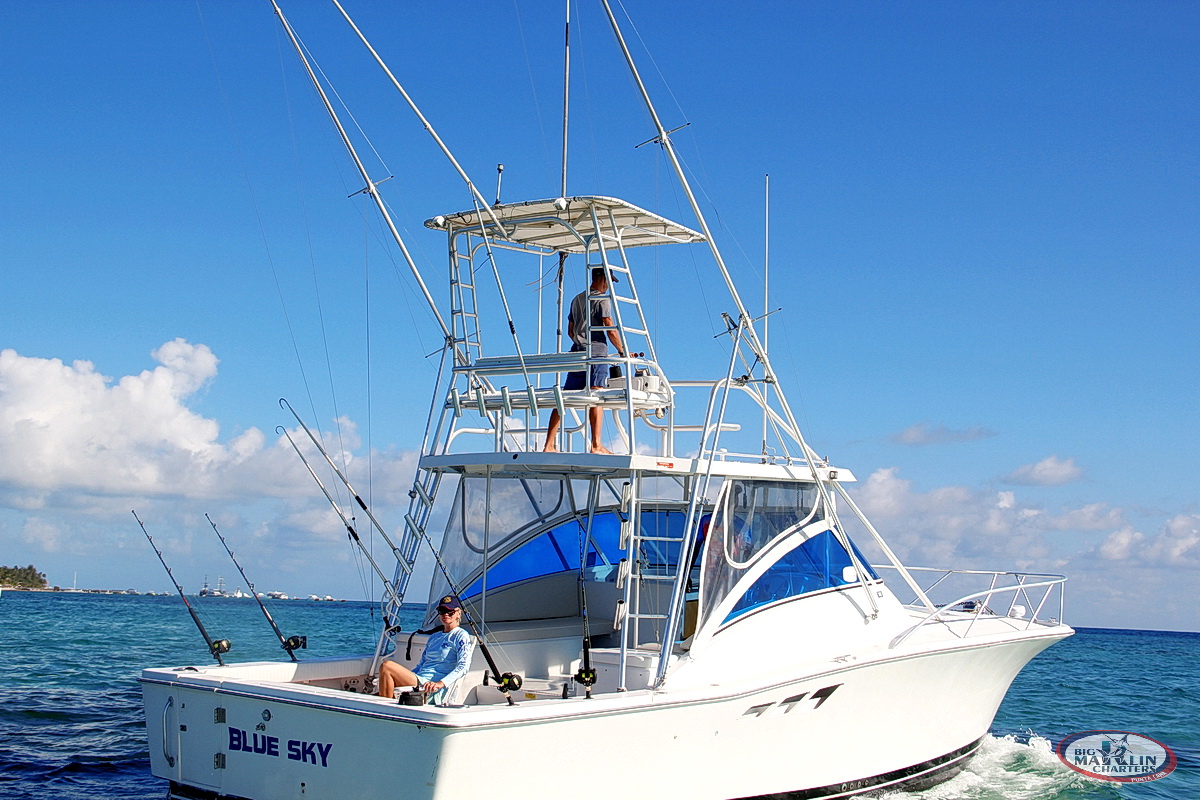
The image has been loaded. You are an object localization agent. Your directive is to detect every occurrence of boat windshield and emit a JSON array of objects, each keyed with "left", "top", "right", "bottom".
[
  {"left": 698, "top": 479, "right": 877, "bottom": 630},
  {"left": 428, "top": 476, "right": 693, "bottom": 626},
  {"left": 429, "top": 479, "right": 686, "bottom": 623}
]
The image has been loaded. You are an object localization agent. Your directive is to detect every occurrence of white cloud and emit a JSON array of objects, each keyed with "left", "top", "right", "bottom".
[
  {"left": 0, "top": 340, "right": 425, "bottom": 599},
  {"left": 1001, "top": 455, "right": 1083, "bottom": 486},
  {"left": 846, "top": 466, "right": 1200, "bottom": 628},
  {"left": 849, "top": 467, "right": 1134, "bottom": 568},
  {"left": 891, "top": 422, "right": 996, "bottom": 446},
  {"left": 849, "top": 467, "right": 1050, "bottom": 568},
  {"left": 0, "top": 341, "right": 294, "bottom": 501},
  {"left": 1095, "top": 513, "right": 1200, "bottom": 568}
]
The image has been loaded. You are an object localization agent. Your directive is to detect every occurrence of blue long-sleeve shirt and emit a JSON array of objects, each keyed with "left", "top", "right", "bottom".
[{"left": 413, "top": 626, "right": 475, "bottom": 686}]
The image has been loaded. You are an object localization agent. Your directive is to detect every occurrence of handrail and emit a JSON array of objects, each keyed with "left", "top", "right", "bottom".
[
  {"left": 878, "top": 566, "right": 1067, "bottom": 649},
  {"left": 161, "top": 695, "right": 176, "bottom": 768}
]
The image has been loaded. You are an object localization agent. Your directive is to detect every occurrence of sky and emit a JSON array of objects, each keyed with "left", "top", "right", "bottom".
[{"left": 1, "top": 1, "right": 1196, "bottom": 630}]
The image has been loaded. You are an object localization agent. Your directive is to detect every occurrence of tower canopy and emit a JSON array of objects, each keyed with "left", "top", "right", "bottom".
[{"left": 425, "top": 196, "right": 706, "bottom": 255}]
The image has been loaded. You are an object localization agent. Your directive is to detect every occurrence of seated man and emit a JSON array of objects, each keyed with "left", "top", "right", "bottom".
[{"left": 377, "top": 595, "right": 475, "bottom": 705}]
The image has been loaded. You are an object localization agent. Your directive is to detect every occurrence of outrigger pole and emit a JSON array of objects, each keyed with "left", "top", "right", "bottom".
[
  {"left": 133, "top": 510, "right": 231, "bottom": 666},
  {"left": 598, "top": 2, "right": 884, "bottom": 681},
  {"left": 205, "top": 513, "right": 306, "bottom": 661},
  {"left": 599, "top": 2, "right": 936, "bottom": 644},
  {"left": 330, "top": 0, "right": 540, "bottom": 390},
  {"left": 328, "top": 0, "right": 508, "bottom": 237},
  {"left": 269, "top": 0, "right": 454, "bottom": 355}
]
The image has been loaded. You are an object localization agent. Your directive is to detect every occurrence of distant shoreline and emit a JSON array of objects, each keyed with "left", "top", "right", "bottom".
[
  {"left": 1, "top": 589, "right": 1196, "bottom": 634},
  {"left": 0, "top": 587, "right": 366, "bottom": 602}
]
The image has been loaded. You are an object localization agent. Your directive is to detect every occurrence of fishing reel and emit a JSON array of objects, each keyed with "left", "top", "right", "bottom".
[
  {"left": 484, "top": 671, "right": 523, "bottom": 692},
  {"left": 210, "top": 639, "right": 232, "bottom": 656},
  {"left": 573, "top": 667, "right": 597, "bottom": 688},
  {"left": 283, "top": 635, "right": 307, "bottom": 652}
]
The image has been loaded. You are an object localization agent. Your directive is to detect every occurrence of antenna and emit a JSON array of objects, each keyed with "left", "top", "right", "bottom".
[
  {"left": 763, "top": 173, "right": 769, "bottom": 459},
  {"left": 554, "top": 0, "right": 572, "bottom": 353}
]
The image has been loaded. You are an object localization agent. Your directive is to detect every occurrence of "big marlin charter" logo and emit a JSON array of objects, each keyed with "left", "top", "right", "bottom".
[{"left": 1056, "top": 730, "right": 1176, "bottom": 783}]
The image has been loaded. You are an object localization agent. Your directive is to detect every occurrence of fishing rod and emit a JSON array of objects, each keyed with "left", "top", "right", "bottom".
[
  {"left": 280, "top": 399, "right": 411, "bottom": 578},
  {"left": 205, "top": 513, "right": 306, "bottom": 661},
  {"left": 279, "top": 407, "right": 522, "bottom": 704},
  {"left": 133, "top": 510, "right": 231, "bottom": 666},
  {"left": 275, "top": 424, "right": 407, "bottom": 617}
]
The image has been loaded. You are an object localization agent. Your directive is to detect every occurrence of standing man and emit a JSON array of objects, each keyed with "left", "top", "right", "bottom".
[{"left": 544, "top": 267, "right": 625, "bottom": 454}]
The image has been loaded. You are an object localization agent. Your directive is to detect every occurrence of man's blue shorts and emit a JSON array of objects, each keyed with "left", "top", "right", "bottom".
[
  {"left": 564, "top": 344, "right": 608, "bottom": 390},
  {"left": 564, "top": 363, "right": 608, "bottom": 390}
]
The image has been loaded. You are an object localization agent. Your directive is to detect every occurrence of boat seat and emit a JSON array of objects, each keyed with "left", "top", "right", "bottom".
[
  {"left": 476, "top": 616, "right": 586, "bottom": 642},
  {"left": 446, "top": 383, "right": 671, "bottom": 416},
  {"left": 454, "top": 351, "right": 590, "bottom": 376}
]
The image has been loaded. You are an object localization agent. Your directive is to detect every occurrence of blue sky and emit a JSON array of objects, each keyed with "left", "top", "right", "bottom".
[{"left": 1, "top": 2, "right": 1196, "bottom": 630}]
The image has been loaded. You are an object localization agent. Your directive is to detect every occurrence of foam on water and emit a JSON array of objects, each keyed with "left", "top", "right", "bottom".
[{"left": 878, "top": 734, "right": 1117, "bottom": 800}]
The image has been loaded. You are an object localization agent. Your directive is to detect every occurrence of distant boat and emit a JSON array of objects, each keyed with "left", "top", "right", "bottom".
[{"left": 199, "top": 576, "right": 228, "bottom": 598}]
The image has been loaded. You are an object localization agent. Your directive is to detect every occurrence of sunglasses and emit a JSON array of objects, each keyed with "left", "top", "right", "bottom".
[{"left": 437, "top": 609, "right": 458, "bottom": 616}]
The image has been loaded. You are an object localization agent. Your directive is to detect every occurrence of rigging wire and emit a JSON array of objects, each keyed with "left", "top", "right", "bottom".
[
  {"left": 192, "top": 1, "right": 317, "bottom": 422},
  {"left": 363, "top": 214, "right": 376, "bottom": 604},
  {"left": 293, "top": 27, "right": 393, "bottom": 178},
  {"left": 510, "top": 0, "right": 556, "bottom": 186},
  {"left": 196, "top": 3, "right": 375, "bottom": 600},
  {"left": 275, "top": 29, "right": 352, "bottom": 488},
  {"left": 613, "top": 0, "right": 691, "bottom": 128},
  {"left": 272, "top": 28, "right": 381, "bottom": 607}
]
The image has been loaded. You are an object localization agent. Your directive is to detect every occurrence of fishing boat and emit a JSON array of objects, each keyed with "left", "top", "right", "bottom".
[{"left": 140, "top": 3, "right": 1072, "bottom": 799}]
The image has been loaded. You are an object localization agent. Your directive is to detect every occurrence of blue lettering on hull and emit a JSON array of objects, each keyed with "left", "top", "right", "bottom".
[{"left": 228, "top": 726, "right": 332, "bottom": 768}]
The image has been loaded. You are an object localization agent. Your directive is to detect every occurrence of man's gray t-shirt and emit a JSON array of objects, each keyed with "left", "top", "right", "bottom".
[{"left": 569, "top": 290, "right": 612, "bottom": 356}]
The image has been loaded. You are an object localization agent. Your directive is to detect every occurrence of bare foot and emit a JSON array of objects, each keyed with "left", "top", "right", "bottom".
[
  {"left": 589, "top": 445, "right": 613, "bottom": 455},
  {"left": 543, "top": 442, "right": 558, "bottom": 453}
]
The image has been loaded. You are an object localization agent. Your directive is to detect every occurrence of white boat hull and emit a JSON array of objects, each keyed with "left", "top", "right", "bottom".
[{"left": 142, "top": 625, "right": 1067, "bottom": 800}]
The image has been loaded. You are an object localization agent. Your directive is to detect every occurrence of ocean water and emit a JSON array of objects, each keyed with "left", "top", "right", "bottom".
[{"left": 0, "top": 591, "right": 1194, "bottom": 799}]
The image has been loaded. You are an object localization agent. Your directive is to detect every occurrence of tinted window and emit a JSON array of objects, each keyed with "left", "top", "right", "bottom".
[{"left": 723, "top": 529, "right": 877, "bottom": 623}]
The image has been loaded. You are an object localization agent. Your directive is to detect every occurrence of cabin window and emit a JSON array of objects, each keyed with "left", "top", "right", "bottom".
[
  {"left": 697, "top": 479, "right": 821, "bottom": 632},
  {"left": 457, "top": 512, "right": 623, "bottom": 600},
  {"left": 722, "top": 529, "right": 877, "bottom": 623}
]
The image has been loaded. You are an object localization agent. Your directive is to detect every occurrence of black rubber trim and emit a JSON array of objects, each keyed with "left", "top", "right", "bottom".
[{"left": 738, "top": 736, "right": 984, "bottom": 799}]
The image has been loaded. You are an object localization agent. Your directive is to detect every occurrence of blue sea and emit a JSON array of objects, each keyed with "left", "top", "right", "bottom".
[{"left": 0, "top": 591, "right": 1194, "bottom": 799}]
